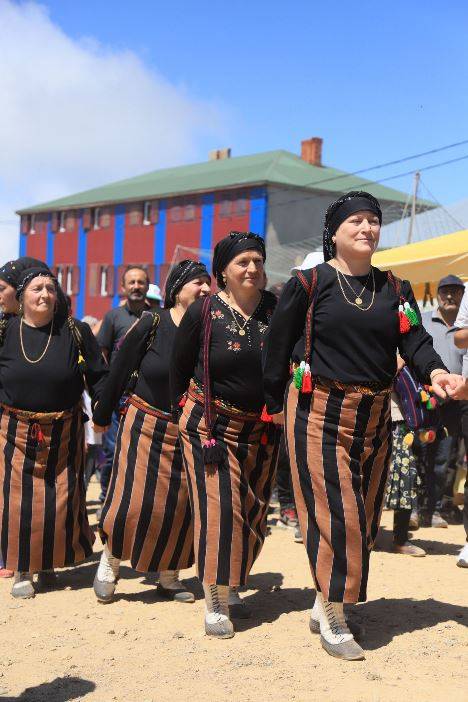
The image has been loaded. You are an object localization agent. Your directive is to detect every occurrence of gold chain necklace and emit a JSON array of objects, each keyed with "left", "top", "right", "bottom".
[
  {"left": 20, "top": 317, "right": 54, "bottom": 363},
  {"left": 336, "top": 267, "right": 372, "bottom": 305},
  {"left": 223, "top": 292, "right": 259, "bottom": 336},
  {"left": 336, "top": 267, "right": 376, "bottom": 311}
]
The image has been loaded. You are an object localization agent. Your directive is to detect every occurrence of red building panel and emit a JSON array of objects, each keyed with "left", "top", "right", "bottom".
[
  {"left": 123, "top": 208, "right": 154, "bottom": 265},
  {"left": 164, "top": 196, "right": 201, "bottom": 262},
  {"left": 212, "top": 189, "right": 251, "bottom": 246},
  {"left": 26, "top": 231, "right": 47, "bottom": 260},
  {"left": 85, "top": 210, "right": 115, "bottom": 319},
  {"left": 54, "top": 213, "right": 78, "bottom": 263}
]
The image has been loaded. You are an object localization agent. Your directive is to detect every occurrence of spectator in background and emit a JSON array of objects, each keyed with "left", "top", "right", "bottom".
[
  {"left": 420, "top": 275, "right": 465, "bottom": 528},
  {"left": 82, "top": 316, "right": 104, "bottom": 489},
  {"left": 453, "top": 282, "right": 468, "bottom": 567},
  {"left": 95, "top": 267, "right": 150, "bottom": 514}
]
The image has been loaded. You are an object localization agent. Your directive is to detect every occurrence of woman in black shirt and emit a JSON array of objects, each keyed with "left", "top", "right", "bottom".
[
  {"left": 171, "top": 232, "right": 281, "bottom": 639},
  {"left": 263, "top": 192, "right": 461, "bottom": 661},
  {"left": 92, "top": 260, "right": 211, "bottom": 604},
  {"left": 0, "top": 267, "right": 107, "bottom": 599}
]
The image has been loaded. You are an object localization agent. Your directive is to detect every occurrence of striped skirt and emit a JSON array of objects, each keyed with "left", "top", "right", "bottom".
[
  {"left": 178, "top": 396, "right": 280, "bottom": 587},
  {"left": 285, "top": 380, "right": 392, "bottom": 603},
  {"left": 100, "top": 396, "right": 194, "bottom": 573},
  {"left": 0, "top": 404, "right": 94, "bottom": 573}
]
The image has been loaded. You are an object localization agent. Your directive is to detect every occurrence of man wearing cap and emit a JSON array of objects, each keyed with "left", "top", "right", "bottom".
[
  {"left": 420, "top": 275, "right": 466, "bottom": 529},
  {"left": 146, "top": 283, "right": 162, "bottom": 309}
]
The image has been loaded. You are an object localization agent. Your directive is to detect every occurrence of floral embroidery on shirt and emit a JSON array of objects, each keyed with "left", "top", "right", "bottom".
[
  {"left": 225, "top": 320, "right": 238, "bottom": 334},
  {"left": 227, "top": 340, "right": 241, "bottom": 352},
  {"left": 211, "top": 309, "right": 224, "bottom": 320},
  {"left": 257, "top": 321, "right": 268, "bottom": 334}
]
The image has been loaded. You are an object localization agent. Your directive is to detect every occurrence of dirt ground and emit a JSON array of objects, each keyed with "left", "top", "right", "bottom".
[{"left": 0, "top": 479, "right": 467, "bottom": 702}]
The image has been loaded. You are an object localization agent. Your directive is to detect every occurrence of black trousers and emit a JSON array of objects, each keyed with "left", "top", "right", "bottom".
[
  {"left": 393, "top": 509, "right": 411, "bottom": 545},
  {"left": 276, "top": 432, "right": 295, "bottom": 511}
]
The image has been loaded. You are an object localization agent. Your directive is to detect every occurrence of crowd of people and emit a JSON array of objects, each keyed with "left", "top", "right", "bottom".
[{"left": 0, "top": 191, "right": 466, "bottom": 663}]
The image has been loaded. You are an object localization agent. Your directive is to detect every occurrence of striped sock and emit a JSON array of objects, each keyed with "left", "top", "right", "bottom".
[{"left": 315, "top": 592, "right": 353, "bottom": 644}]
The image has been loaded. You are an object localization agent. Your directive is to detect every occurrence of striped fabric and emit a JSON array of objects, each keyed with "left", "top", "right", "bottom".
[
  {"left": 285, "top": 380, "right": 391, "bottom": 603},
  {"left": 0, "top": 404, "right": 94, "bottom": 572},
  {"left": 100, "top": 399, "right": 194, "bottom": 573},
  {"left": 178, "top": 396, "right": 280, "bottom": 587}
]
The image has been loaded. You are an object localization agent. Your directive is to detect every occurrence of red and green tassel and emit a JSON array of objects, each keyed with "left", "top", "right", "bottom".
[
  {"left": 399, "top": 300, "right": 419, "bottom": 334},
  {"left": 293, "top": 361, "right": 305, "bottom": 389},
  {"left": 293, "top": 361, "right": 313, "bottom": 394}
]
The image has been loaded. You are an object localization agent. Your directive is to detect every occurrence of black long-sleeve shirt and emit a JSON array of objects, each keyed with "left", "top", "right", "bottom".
[
  {"left": 170, "top": 291, "right": 277, "bottom": 413},
  {"left": 0, "top": 315, "right": 108, "bottom": 412},
  {"left": 93, "top": 309, "right": 174, "bottom": 426},
  {"left": 263, "top": 263, "right": 446, "bottom": 413}
]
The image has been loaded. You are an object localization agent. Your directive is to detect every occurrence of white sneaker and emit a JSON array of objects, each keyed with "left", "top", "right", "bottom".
[
  {"left": 93, "top": 547, "right": 120, "bottom": 603},
  {"left": 456, "top": 543, "right": 468, "bottom": 568}
]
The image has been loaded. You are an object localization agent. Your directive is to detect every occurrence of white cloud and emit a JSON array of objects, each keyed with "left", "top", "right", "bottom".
[{"left": 0, "top": 0, "right": 228, "bottom": 261}]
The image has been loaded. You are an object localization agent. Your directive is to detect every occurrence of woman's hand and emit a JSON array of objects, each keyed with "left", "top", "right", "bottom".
[
  {"left": 448, "top": 376, "right": 468, "bottom": 401},
  {"left": 271, "top": 412, "right": 284, "bottom": 426},
  {"left": 430, "top": 372, "right": 465, "bottom": 399}
]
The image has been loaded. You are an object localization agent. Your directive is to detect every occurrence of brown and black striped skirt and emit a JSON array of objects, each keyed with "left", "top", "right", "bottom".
[
  {"left": 285, "top": 380, "right": 392, "bottom": 603},
  {"left": 100, "top": 396, "right": 194, "bottom": 573},
  {"left": 0, "top": 404, "right": 94, "bottom": 573},
  {"left": 178, "top": 395, "right": 280, "bottom": 587}
]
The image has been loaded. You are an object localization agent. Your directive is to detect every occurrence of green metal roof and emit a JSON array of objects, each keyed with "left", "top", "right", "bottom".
[{"left": 17, "top": 149, "right": 431, "bottom": 214}]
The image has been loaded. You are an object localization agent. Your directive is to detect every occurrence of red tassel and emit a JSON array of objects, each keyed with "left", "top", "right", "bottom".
[
  {"left": 399, "top": 311, "right": 411, "bottom": 334},
  {"left": 260, "top": 405, "right": 273, "bottom": 423},
  {"left": 261, "top": 431, "right": 268, "bottom": 445},
  {"left": 178, "top": 394, "right": 187, "bottom": 408},
  {"left": 301, "top": 372, "right": 313, "bottom": 394}
]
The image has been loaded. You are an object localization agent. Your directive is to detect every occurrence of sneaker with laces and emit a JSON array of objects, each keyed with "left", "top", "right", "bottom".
[
  {"left": 431, "top": 511, "right": 448, "bottom": 528},
  {"left": 93, "top": 548, "right": 120, "bottom": 603},
  {"left": 456, "top": 543, "right": 468, "bottom": 568},
  {"left": 157, "top": 570, "right": 195, "bottom": 603},
  {"left": 294, "top": 525, "right": 303, "bottom": 543},
  {"left": 393, "top": 541, "right": 426, "bottom": 557},
  {"left": 319, "top": 601, "right": 365, "bottom": 661},
  {"left": 278, "top": 507, "right": 298, "bottom": 528}
]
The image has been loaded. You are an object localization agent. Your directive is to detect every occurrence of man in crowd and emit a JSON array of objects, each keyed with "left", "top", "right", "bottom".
[
  {"left": 454, "top": 281, "right": 468, "bottom": 567},
  {"left": 96, "top": 266, "right": 150, "bottom": 515},
  {"left": 419, "top": 275, "right": 466, "bottom": 529}
]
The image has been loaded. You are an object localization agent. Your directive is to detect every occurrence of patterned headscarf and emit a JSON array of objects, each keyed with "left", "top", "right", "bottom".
[
  {"left": 164, "top": 260, "right": 211, "bottom": 308},
  {"left": 15, "top": 268, "right": 58, "bottom": 300},
  {"left": 0, "top": 257, "right": 49, "bottom": 288}
]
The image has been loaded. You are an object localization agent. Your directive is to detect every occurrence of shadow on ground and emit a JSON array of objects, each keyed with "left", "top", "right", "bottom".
[{"left": 0, "top": 676, "right": 95, "bottom": 701}]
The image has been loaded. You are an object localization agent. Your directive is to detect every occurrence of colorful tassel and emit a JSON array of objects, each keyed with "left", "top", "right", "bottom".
[
  {"left": 294, "top": 361, "right": 305, "bottom": 389},
  {"left": 404, "top": 301, "right": 419, "bottom": 327},
  {"left": 399, "top": 305, "right": 411, "bottom": 334},
  {"left": 260, "top": 406, "right": 273, "bottom": 423},
  {"left": 420, "top": 390, "right": 429, "bottom": 403},
  {"left": 301, "top": 363, "right": 313, "bottom": 394},
  {"left": 403, "top": 431, "right": 414, "bottom": 447},
  {"left": 77, "top": 352, "right": 86, "bottom": 371},
  {"left": 260, "top": 430, "right": 269, "bottom": 446}
]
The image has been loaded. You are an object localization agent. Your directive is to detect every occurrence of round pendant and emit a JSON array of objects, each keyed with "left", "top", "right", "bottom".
[
  {"left": 355, "top": 297, "right": 363, "bottom": 305},
  {"left": 238, "top": 328, "right": 246, "bottom": 336}
]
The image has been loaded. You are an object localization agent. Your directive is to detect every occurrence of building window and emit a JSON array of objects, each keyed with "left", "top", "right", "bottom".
[
  {"left": 66, "top": 213, "right": 75, "bottom": 232},
  {"left": 171, "top": 206, "right": 182, "bottom": 222},
  {"left": 93, "top": 208, "right": 101, "bottom": 230},
  {"left": 29, "top": 214, "right": 36, "bottom": 234},
  {"left": 184, "top": 204, "right": 196, "bottom": 221},
  {"left": 59, "top": 211, "right": 66, "bottom": 232},
  {"left": 100, "top": 266, "right": 108, "bottom": 296},
  {"left": 100, "top": 210, "right": 111, "bottom": 228},
  {"left": 219, "top": 200, "right": 232, "bottom": 218},
  {"left": 143, "top": 201, "right": 151, "bottom": 225},
  {"left": 234, "top": 198, "right": 248, "bottom": 216},
  {"left": 56, "top": 266, "right": 63, "bottom": 287}
]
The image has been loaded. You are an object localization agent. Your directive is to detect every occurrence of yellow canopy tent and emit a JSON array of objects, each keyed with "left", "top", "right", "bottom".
[{"left": 373, "top": 229, "right": 468, "bottom": 303}]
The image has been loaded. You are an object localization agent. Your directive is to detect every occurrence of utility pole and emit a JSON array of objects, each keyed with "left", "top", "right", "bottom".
[{"left": 407, "top": 171, "right": 420, "bottom": 244}]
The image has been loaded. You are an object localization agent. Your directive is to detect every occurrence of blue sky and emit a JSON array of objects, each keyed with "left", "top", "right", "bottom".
[{"left": 41, "top": 0, "right": 468, "bottom": 205}]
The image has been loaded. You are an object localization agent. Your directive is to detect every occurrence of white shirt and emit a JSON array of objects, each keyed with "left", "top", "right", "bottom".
[{"left": 454, "top": 283, "right": 468, "bottom": 377}]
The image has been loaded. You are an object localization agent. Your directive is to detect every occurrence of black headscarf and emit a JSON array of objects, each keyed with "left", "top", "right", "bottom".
[
  {"left": 322, "top": 191, "right": 382, "bottom": 261},
  {"left": 15, "top": 267, "right": 58, "bottom": 300},
  {"left": 0, "top": 256, "right": 49, "bottom": 288},
  {"left": 164, "top": 260, "right": 211, "bottom": 308},
  {"left": 212, "top": 231, "right": 266, "bottom": 289}
]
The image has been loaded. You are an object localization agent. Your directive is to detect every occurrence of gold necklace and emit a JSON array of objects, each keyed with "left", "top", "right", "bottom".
[
  {"left": 336, "top": 267, "right": 372, "bottom": 305},
  {"left": 20, "top": 317, "right": 54, "bottom": 363},
  {"left": 336, "top": 267, "right": 376, "bottom": 311},
  {"left": 223, "top": 292, "right": 259, "bottom": 336}
]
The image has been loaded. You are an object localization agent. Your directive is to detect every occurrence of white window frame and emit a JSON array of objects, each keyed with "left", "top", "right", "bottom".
[
  {"left": 143, "top": 201, "right": 151, "bottom": 226},
  {"left": 100, "top": 266, "right": 108, "bottom": 296},
  {"left": 66, "top": 267, "right": 73, "bottom": 295},
  {"left": 59, "top": 211, "right": 66, "bottom": 232},
  {"left": 29, "top": 214, "right": 36, "bottom": 234},
  {"left": 56, "top": 266, "right": 63, "bottom": 287},
  {"left": 93, "top": 208, "right": 101, "bottom": 230}
]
